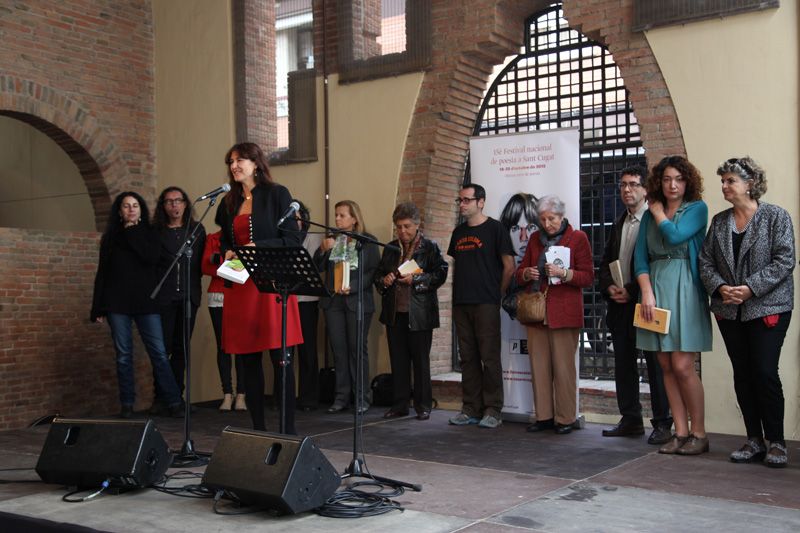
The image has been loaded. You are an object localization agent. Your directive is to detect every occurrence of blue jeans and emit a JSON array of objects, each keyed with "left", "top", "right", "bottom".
[{"left": 107, "top": 313, "right": 181, "bottom": 407}]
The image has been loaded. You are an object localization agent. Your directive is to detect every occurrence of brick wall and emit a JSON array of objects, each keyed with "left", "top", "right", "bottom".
[
  {"left": 0, "top": 0, "right": 157, "bottom": 215},
  {"left": 0, "top": 229, "right": 154, "bottom": 430},
  {"left": 232, "top": 0, "right": 277, "bottom": 150},
  {"left": 0, "top": 0, "right": 159, "bottom": 429}
]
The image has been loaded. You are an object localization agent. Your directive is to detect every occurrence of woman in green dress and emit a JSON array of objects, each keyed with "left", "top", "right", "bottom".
[{"left": 634, "top": 155, "right": 712, "bottom": 455}]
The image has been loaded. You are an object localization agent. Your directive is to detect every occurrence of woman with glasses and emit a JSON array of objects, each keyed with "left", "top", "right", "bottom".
[
  {"left": 634, "top": 155, "right": 712, "bottom": 455},
  {"left": 699, "top": 157, "right": 794, "bottom": 467}
]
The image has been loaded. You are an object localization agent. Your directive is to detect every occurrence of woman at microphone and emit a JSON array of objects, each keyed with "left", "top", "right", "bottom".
[{"left": 214, "top": 142, "right": 304, "bottom": 434}]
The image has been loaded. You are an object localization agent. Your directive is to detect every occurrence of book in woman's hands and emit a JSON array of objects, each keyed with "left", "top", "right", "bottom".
[
  {"left": 396, "top": 259, "right": 422, "bottom": 276},
  {"left": 633, "top": 303, "right": 671, "bottom": 334},
  {"left": 217, "top": 259, "right": 249, "bottom": 284}
]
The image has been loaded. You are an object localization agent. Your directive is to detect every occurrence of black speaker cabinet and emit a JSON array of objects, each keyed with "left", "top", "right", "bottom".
[
  {"left": 202, "top": 427, "right": 340, "bottom": 514},
  {"left": 35, "top": 418, "right": 171, "bottom": 490}
]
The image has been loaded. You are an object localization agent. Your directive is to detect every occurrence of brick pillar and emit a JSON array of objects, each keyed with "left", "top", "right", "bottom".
[{"left": 232, "top": 0, "right": 277, "bottom": 150}]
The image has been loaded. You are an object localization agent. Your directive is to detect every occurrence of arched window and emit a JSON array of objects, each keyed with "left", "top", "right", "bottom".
[{"left": 471, "top": 4, "right": 646, "bottom": 379}]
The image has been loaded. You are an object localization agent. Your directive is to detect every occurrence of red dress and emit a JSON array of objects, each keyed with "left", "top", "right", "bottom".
[{"left": 222, "top": 214, "right": 303, "bottom": 354}]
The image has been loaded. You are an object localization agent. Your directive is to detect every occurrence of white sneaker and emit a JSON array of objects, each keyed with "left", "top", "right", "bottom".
[
  {"left": 478, "top": 414, "right": 502, "bottom": 429},
  {"left": 234, "top": 393, "right": 247, "bottom": 411},
  {"left": 219, "top": 394, "right": 233, "bottom": 411}
]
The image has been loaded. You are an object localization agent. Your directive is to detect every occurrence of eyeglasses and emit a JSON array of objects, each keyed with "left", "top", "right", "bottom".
[
  {"left": 163, "top": 198, "right": 186, "bottom": 206},
  {"left": 618, "top": 182, "right": 642, "bottom": 190},
  {"left": 455, "top": 197, "right": 478, "bottom": 205}
]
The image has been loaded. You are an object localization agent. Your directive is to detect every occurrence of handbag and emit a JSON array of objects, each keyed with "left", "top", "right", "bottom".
[{"left": 516, "top": 285, "right": 548, "bottom": 325}]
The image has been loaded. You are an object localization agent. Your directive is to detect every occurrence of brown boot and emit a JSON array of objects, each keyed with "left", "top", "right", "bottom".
[
  {"left": 675, "top": 434, "right": 710, "bottom": 455},
  {"left": 658, "top": 434, "right": 689, "bottom": 454}
]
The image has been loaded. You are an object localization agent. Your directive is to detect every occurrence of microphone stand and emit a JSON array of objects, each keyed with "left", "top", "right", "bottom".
[
  {"left": 306, "top": 220, "right": 420, "bottom": 492},
  {"left": 151, "top": 194, "right": 219, "bottom": 464}
]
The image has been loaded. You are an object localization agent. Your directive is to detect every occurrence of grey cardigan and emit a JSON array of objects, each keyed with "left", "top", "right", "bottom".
[{"left": 699, "top": 202, "right": 795, "bottom": 321}]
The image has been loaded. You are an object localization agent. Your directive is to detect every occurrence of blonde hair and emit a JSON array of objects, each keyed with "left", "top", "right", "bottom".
[{"left": 335, "top": 200, "right": 367, "bottom": 233}]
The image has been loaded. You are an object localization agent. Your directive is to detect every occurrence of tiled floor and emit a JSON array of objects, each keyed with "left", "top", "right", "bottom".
[{"left": 0, "top": 405, "right": 798, "bottom": 532}]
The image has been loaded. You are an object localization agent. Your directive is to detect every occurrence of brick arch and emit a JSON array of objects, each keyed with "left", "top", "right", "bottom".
[
  {"left": 0, "top": 76, "right": 133, "bottom": 231},
  {"left": 398, "top": 0, "right": 684, "bottom": 369}
]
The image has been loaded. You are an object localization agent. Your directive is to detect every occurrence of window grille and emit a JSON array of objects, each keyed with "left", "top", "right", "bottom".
[{"left": 468, "top": 4, "right": 648, "bottom": 380}]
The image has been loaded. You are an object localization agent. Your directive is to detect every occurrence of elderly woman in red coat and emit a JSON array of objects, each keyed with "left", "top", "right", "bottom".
[{"left": 515, "top": 195, "right": 594, "bottom": 435}]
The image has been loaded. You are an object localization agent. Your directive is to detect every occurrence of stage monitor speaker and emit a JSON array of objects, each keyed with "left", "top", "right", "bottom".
[
  {"left": 202, "top": 427, "right": 340, "bottom": 514},
  {"left": 35, "top": 418, "right": 171, "bottom": 490}
]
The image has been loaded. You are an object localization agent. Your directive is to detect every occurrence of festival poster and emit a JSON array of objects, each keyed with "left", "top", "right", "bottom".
[{"left": 468, "top": 128, "right": 579, "bottom": 421}]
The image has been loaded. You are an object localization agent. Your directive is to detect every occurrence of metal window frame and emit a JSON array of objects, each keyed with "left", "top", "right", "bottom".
[{"left": 460, "top": 4, "right": 651, "bottom": 381}]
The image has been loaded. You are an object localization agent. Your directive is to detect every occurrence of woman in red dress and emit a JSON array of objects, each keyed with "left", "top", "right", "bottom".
[{"left": 214, "top": 142, "right": 303, "bottom": 433}]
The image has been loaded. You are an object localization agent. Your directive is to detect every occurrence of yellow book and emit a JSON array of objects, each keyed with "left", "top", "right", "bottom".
[{"left": 633, "top": 303, "right": 671, "bottom": 334}]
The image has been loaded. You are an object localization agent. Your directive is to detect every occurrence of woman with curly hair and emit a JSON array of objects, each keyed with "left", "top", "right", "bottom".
[
  {"left": 634, "top": 155, "right": 712, "bottom": 455},
  {"left": 699, "top": 157, "right": 794, "bottom": 467}
]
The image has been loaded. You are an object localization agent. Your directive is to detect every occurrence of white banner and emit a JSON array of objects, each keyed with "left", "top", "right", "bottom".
[{"left": 469, "top": 128, "right": 580, "bottom": 421}]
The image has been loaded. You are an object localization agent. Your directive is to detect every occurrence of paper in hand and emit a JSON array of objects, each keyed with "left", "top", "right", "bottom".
[{"left": 545, "top": 246, "right": 570, "bottom": 285}]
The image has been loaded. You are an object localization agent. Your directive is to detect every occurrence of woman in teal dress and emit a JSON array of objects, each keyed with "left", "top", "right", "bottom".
[{"left": 634, "top": 155, "right": 712, "bottom": 456}]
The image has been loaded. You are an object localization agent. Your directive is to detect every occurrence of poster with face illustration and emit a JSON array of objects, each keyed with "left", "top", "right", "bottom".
[{"left": 469, "top": 128, "right": 579, "bottom": 421}]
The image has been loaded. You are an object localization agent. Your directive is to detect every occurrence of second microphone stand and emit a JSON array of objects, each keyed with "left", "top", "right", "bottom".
[{"left": 306, "top": 219, "right": 421, "bottom": 492}]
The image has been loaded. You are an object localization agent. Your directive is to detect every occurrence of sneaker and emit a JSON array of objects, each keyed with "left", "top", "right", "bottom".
[
  {"left": 448, "top": 412, "right": 480, "bottom": 426},
  {"left": 765, "top": 441, "right": 788, "bottom": 468},
  {"left": 478, "top": 414, "right": 502, "bottom": 429},
  {"left": 730, "top": 438, "right": 766, "bottom": 463},
  {"left": 219, "top": 394, "right": 233, "bottom": 411},
  {"left": 234, "top": 393, "right": 247, "bottom": 411}
]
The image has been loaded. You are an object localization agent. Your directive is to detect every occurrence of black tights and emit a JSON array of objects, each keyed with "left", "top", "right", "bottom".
[{"left": 240, "top": 350, "right": 296, "bottom": 434}]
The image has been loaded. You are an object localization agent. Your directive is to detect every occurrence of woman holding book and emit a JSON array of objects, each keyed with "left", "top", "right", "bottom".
[
  {"left": 314, "top": 200, "right": 379, "bottom": 414},
  {"left": 634, "top": 155, "right": 712, "bottom": 455},
  {"left": 375, "top": 202, "right": 448, "bottom": 420},
  {"left": 515, "top": 195, "right": 594, "bottom": 435},
  {"left": 699, "top": 157, "right": 794, "bottom": 467},
  {"left": 214, "top": 142, "right": 303, "bottom": 433}
]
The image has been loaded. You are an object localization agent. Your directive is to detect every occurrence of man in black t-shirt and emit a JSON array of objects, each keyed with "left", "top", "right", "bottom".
[{"left": 447, "top": 184, "right": 515, "bottom": 429}]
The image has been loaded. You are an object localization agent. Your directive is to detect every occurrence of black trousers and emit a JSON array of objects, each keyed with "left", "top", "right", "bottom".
[
  {"left": 208, "top": 306, "right": 245, "bottom": 395},
  {"left": 296, "top": 301, "right": 320, "bottom": 408},
  {"left": 158, "top": 301, "right": 198, "bottom": 397},
  {"left": 324, "top": 297, "right": 372, "bottom": 409},
  {"left": 608, "top": 304, "right": 671, "bottom": 427},
  {"left": 717, "top": 312, "right": 791, "bottom": 442},
  {"left": 386, "top": 313, "right": 433, "bottom": 413},
  {"left": 241, "top": 350, "right": 296, "bottom": 435}
]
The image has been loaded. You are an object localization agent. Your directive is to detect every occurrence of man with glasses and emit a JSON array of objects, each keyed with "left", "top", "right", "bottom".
[
  {"left": 599, "top": 166, "right": 672, "bottom": 444},
  {"left": 447, "top": 184, "right": 515, "bottom": 429},
  {"left": 152, "top": 186, "right": 206, "bottom": 412}
]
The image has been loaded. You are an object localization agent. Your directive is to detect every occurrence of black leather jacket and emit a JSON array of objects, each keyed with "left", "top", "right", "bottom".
[{"left": 374, "top": 235, "right": 448, "bottom": 331}]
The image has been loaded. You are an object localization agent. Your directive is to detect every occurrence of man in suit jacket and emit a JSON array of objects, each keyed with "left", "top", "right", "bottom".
[{"left": 599, "top": 166, "right": 672, "bottom": 444}]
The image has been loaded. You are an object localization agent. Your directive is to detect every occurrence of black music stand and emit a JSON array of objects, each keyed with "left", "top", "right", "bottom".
[{"left": 235, "top": 246, "right": 329, "bottom": 434}]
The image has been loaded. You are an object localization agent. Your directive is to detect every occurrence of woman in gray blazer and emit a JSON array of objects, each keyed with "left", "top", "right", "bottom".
[{"left": 699, "top": 156, "right": 794, "bottom": 468}]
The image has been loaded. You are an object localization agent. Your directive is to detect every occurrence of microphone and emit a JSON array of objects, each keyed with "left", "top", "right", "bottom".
[
  {"left": 196, "top": 183, "right": 231, "bottom": 201},
  {"left": 277, "top": 201, "right": 301, "bottom": 226}
]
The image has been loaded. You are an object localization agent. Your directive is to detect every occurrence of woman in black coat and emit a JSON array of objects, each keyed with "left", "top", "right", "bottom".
[
  {"left": 375, "top": 202, "right": 448, "bottom": 420},
  {"left": 91, "top": 192, "right": 183, "bottom": 418},
  {"left": 314, "top": 200, "right": 379, "bottom": 414}
]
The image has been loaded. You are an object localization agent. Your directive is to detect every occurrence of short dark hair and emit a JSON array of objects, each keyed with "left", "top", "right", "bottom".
[
  {"left": 500, "top": 193, "right": 537, "bottom": 230},
  {"left": 392, "top": 202, "right": 420, "bottom": 224},
  {"left": 462, "top": 183, "right": 486, "bottom": 201},
  {"left": 619, "top": 166, "right": 646, "bottom": 184}
]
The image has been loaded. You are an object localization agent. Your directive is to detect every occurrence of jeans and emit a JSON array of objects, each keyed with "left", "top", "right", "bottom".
[{"left": 107, "top": 313, "right": 182, "bottom": 407}]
